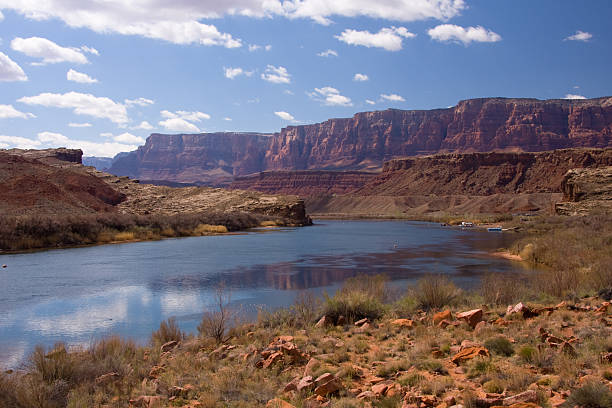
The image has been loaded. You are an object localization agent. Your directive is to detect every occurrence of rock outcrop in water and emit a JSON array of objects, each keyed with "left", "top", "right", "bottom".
[{"left": 109, "top": 97, "right": 612, "bottom": 185}]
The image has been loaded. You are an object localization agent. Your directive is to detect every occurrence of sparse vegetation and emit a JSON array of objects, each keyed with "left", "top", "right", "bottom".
[
  {"left": 0, "top": 211, "right": 281, "bottom": 252},
  {"left": 412, "top": 275, "right": 460, "bottom": 310}
]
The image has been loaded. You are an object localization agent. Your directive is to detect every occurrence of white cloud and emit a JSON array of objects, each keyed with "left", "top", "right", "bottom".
[
  {"left": 0, "top": 104, "right": 35, "bottom": 119},
  {"left": 0, "top": 135, "right": 41, "bottom": 149},
  {"left": 365, "top": 99, "right": 376, "bottom": 105},
  {"left": 112, "top": 132, "right": 145, "bottom": 144},
  {"left": 564, "top": 94, "right": 586, "bottom": 100},
  {"left": 428, "top": 24, "right": 501, "bottom": 45},
  {"left": 224, "top": 67, "right": 253, "bottom": 79},
  {"left": 81, "top": 46, "right": 99, "bottom": 55},
  {"left": 11, "top": 37, "right": 91, "bottom": 65},
  {"left": 159, "top": 118, "right": 200, "bottom": 133},
  {"left": 0, "top": 10, "right": 3, "bottom": 21},
  {"left": 248, "top": 44, "right": 271, "bottom": 52},
  {"left": 274, "top": 111, "right": 295, "bottom": 121},
  {"left": 261, "top": 65, "right": 291, "bottom": 84},
  {"left": 133, "top": 121, "right": 154, "bottom": 130},
  {"left": 67, "top": 69, "right": 98, "bottom": 83},
  {"left": 380, "top": 93, "right": 405, "bottom": 102},
  {"left": 353, "top": 73, "right": 369, "bottom": 82},
  {"left": 68, "top": 122, "right": 92, "bottom": 127},
  {"left": 317, "top": 49, "right": 338, "bottom": 57},
  {"left": 18, "top": 91, "right": 128, "bottom": 124},
  {"left": 565, "top": 30, "right": 592, "bottom": 42},
  {"left": 0, "top": 52, "right": 28, "bottom": 81},
  {"left": 336, "top": 26, "right": 415, "bottom": 51},
  {"left": 223, "top": 117, "right": 232, "bottom": 121},
  {"left": 124, "top": 97, "right": 154, "bottom": 107},
  {"left": 309, "top": 87, "right": 352, "bottom": 106},
  {"left": 0, "top": 1, "right": 465, "bottom": 42},
  {"left": 34, "top": 131, "right": 138, "bottom": 156},
  {"left": 161, "top": 110, "right": 210, "bottom": 122}
]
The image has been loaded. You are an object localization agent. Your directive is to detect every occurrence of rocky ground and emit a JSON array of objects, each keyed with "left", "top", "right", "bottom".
[
  {"left": 3, "top": 290, "right": 610, "bottom": 408},
  {"left": 127, "top": 299, "right": 611, "bottom": 408}
]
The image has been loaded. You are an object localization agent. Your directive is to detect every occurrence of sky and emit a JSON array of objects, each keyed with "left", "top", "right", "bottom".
[{"left": 0, "top": 0, "right": 611, "bottom": 157}]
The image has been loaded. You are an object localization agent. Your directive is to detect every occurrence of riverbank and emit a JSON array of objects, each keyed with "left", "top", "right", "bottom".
[
  {"left": 1, "top": 274, "right": 610, "bottom": 408},
  {"left": 0, "top": 212, "right": 311, "bottom": 254}
]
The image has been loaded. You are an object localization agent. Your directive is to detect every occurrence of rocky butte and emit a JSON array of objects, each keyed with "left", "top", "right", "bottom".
[{"left": 109, "top": 96, "right": 612, "bottom": 185}]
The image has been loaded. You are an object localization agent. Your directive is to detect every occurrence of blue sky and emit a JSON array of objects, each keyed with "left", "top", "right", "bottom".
[{"left": 0, "top": 0, "right": 610, "bottom": 157}]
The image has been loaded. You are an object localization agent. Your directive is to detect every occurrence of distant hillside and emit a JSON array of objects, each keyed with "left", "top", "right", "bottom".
[
  {"left": 83, "top": 156, "right": 114, "bottom": 170},
  {"left": 109, "top": 96, "right": 612, "bottom": 185}
]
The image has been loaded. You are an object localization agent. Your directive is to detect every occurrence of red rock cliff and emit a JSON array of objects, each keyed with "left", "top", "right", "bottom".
[{"left": 109, "top": 97, "right": 612, "bottom": 184}]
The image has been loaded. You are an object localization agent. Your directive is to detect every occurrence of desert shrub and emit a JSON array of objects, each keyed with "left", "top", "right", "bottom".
[
  {"left": 565, "top": 381, "right": 612, "bottom": 408},
  {"left": 483, "top": 379, "right": 504, "bottom": 394},
  {"left": 421, "top": 376, "right": 454, "bottom": 396},
  {"left": 321, "top": 275, "right": 387, "bottom": 323},
  {"left": 481, "top": 273, "right": 528, "bottom": 305},
  {"left": 484, "top": 336, "right": 514, "bottom": 356},
  {"left": 194, "top": 224, "right": 228, "bottom": 234},
  {"left": 412, "top": 275, "right": 460, "bottom": 310},
  {"left": 467, "top": 357, "right": 495, "bottom": 378},
  {"left": 198, "top": 285, "right": 238, "bottom": 344},
  {"left": 518, "top": 345, "right": 537, "bottom": 363},
  {"left": 152, "top": 317, "right": 183, "bottom": 345}
]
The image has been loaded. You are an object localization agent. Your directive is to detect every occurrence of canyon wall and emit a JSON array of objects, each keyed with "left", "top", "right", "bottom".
[
  {"left": 230, "top": 171, "right": 376, "bottom": 196},
  {"left": 109, "top": 97, "right": 612, "bottom": 185}
]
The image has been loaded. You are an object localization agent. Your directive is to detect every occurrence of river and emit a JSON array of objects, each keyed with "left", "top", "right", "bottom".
[{"left": 0, "top": 220, "right": 531, "bottom": 368}]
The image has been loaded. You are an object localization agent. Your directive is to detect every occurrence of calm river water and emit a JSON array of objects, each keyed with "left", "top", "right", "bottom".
[{"left": 0, "top": 220, "right": 531, "bottom": 368}]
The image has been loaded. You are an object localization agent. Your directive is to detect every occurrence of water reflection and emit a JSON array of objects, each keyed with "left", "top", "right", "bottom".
[{"left": 0, "top": 220, "right": 532, "bottom": 368}]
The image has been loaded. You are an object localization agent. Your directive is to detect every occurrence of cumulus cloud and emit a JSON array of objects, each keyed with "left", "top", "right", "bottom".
[
  {"left": 11, "top": 37, "right": 92, "bottom": 65},
  {"left": 0, "top": 1, "right": 466, "bottom": 44},
  {"left": 353, "top": 73, "right": 369, "bottom": 81},
  {"left": 261, "top": 65, "right": 291, "bottom": 84},
  {"left": 564, "top": 94, "right": 586, "bottom": 100},
  {"left": 67, "top": 69, "right": 98, "bottom": 83},
  {"left": 68, "top": 122, "right": 92, "bottom": 127},
  {"left": 274, "top": 111, "right": 295, "bottom": 121},
  {"left": 159, "top": 118, "right": 200, "bottom": 133},
  {"left": 380, "top": 93, "right": 405, "bottom": 102},
  {"left": 35, "top": 131, "right": 138, "bottom": 157},
  {"left": 428, "top": 24, "right": 501, "bottom": 45},
  {"left": 18, "top": 91, "right": 128, "bottom": 124},
  {"left": 81, "top": 46, "right": 99, "bottom": 55},
  {"left": 0, "top": 52, "right": 28, "bottom": 81},
  {"left": 0, "top": 104, "right": 35, "bottom": 119},
  {"left": 309, "top": 87, "right": 352, "bottom": 106},
  {"left": 158, "top": 110, "right": 209, "bottom": 133},
  {"left": 223, "top": 117, "right": 232, "bottom": 121},
  {"left": 124, "top": 97, "right": 154, "bottom": 107},
  {"left": 112, "top": 132, "right": 145, "bottom": 144},
  {"left": 0, "top": 135, "right": 42, "bottom": 149},
  {"left": 336, "top": 26, "right": 415, "bottom": 51},
  {"left": 0, "top": 10, "right": 3, "bottom": 21},
  {"left": 565, "top": 30, "right": 592, "bottom": 42},
  {"left": 317, "top": 49, "right": 338, "bottom": 57},
  {"left": 161, "top": 110, "right": 210, "bottom": 122},
  {"left": 224, "top": 67, "right": 253, "bottom": 79},
  {"left": 132, "top": 121, "right": 154, "bottom": 130},
  {"left": 365, "top": 99, "right": 376, "bottom": 105}
]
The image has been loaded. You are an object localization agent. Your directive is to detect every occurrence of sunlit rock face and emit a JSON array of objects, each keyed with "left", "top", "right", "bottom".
[{"left": 109, "top": 97, "right": 612, "bottom": 185}]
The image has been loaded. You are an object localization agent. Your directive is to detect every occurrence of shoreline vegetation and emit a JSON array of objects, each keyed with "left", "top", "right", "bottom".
[
  {"left": 0, "top": 212, "right": 302, "bottom": 254},
  {"left": 1, "top": 272, "right": 610, "bottom": 407}
]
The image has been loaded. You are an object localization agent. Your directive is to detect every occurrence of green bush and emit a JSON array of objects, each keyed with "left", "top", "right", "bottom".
[
  {"left": 484, "top": 336, "right": 514, "bottom": 357},
  {"left": 322, "top": 275, "right": 388, "bottom": 323},
  {"left": 565, "top": 381, "right": 612, "bottom": 408},
  {"left": 413, "top": 275, "right": 460, "bottom": 310},
  {"left": 518, "top": 345, "right": 536, "bottom": 363}
]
